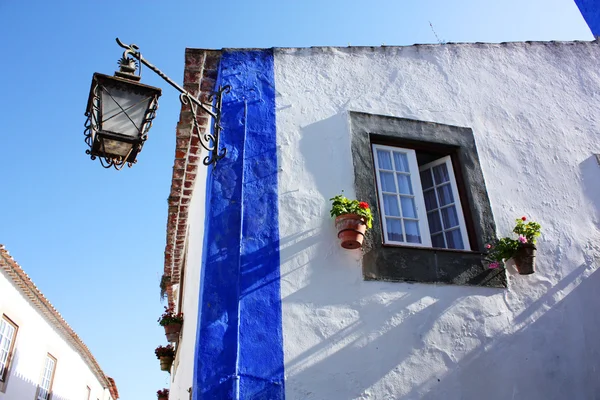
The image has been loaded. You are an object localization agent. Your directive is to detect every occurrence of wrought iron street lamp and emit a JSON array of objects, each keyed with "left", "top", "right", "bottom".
[{"left": 84, "top": 38, "right": 229, "bottom": 169}]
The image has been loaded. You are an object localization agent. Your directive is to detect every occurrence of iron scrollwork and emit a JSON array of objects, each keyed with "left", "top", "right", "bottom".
[
  {"left": 115, "top": 38, "right": 230, "bottom": 167},
  {"left": 85, "top": 38, "right": 230, "bottom": 169}
]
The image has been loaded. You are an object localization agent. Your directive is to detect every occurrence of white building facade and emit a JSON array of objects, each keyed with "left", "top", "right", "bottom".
[
  {"left": 163, "top": 40, "right": 600, "bottom": 400},
  {"left": 0, "top": 246, "right": 118, "bottom": 400}
]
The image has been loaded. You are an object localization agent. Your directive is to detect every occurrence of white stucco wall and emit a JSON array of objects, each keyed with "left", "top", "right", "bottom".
[
  {"left": 169, "top": 163, "right": 207, "bottom": 400},
  {"left": 275, "top": 42, "right": 600, "bottom": 399},
  {"left": 0, "top": 271, "right": 112, "bottom": 400}
]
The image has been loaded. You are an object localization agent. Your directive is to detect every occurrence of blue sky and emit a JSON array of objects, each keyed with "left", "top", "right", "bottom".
[{"left": 0, "top": 1, "right": 592, "bottom": 399}]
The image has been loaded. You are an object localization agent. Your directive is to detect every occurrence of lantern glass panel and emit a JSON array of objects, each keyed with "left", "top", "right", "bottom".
[{"left": 100, "top": 86, "right": 152, "bottom": 138}]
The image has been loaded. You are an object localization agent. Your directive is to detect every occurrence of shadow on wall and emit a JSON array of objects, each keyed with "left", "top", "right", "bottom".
[
  {"left": 2, "top": 371, "right": 69, "bottom": 400},
  {"left": 580, "top": 155, "right": 600, "bottom": 229},
  {"left": 279, "top": 115, "right": 600, "bottom": 399},
  {"left": 415, "top": 263, "right": 600, "bottom": 400}
]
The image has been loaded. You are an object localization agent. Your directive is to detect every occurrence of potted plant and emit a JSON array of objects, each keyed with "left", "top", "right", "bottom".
[
  {"left": 487, "top": 216, "right": 542, "bottom": 275},
  {"left": 158, "top": 306, "right": 184, "bottom": 343},
  {"left": 159, "top": 274, "right": 170, "bottom": 302},
  {"left": 330, "top": 193, "right": 373, "bottom": 249},
  {"left": 155, "top": 344, "right": 175, "bottom": 372},
  {"left": 157, "top": 389, "right": 169, "bottom": 400}
]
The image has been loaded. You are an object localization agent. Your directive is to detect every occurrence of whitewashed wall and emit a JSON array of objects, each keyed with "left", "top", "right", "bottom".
[
  {"left": 0, "top": 272, "right": 112, "bottom": 400},
  {"left": 169, "top": 164, "right": 207, "bottom": 400},
  {"left": 275, "top": 42, "right": 600, "bottom": 399}
]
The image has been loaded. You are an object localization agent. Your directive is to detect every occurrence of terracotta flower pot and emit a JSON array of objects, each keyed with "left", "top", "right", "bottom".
[
  {"left": 159, "top": 356, "right": 174, "bottom": 372},
  {"left": 164, "top": 323, "right": 182, "bottom": 343},
  {"left": 513, "top": 243, "right": 536, "bottom": 275},
  {"left": 158, "top": 396, "right": 168, "bottom": 400},
  {"left": 335, "top": 213, "right": 367, "bottom": 249}
]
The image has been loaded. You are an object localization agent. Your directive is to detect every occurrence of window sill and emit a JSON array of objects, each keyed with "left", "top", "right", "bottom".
[{"left": 363, "top": 243, "right": 506, "bottom": 288}]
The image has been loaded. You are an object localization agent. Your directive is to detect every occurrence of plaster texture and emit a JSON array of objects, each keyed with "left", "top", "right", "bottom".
[
  {"left": 0, "top": 271, "right": 112, "bottom": 400},
  {"left": 274, "top": 42, "right": 600, "bottom": 399}
]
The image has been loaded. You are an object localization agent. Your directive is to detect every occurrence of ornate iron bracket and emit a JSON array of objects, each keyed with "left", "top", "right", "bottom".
[{"left": 115, "top": 38, "right": 229, "bottom": 166}]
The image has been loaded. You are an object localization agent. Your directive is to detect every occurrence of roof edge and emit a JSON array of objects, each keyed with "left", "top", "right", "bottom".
[{"left": 0, "top": 245, "right": 115, "bottom": 394}]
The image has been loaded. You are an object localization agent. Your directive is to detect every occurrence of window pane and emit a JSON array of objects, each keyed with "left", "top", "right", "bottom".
[
  {"left": 393, "top": 152, "right": 409, "bottom": 172},
  {"left": 420, "top": 169, "right": 433, "bottom": 189},
  {"left": 396, "top": 174, "right": 413, "bottom": 195},
  {"left": 383, "top": 194, "right": 400, "bottom": 216},
  {"left": 386, "top": 219, "right": 404, "bottom": 242},
  {"left": 431, "top": 233, "right": 446, "bottom": 248},
  {"left": 0, "top": 319, "right": 15, "bottom": 378},
  {"left": 400, "top": 197, "right": 417, "bottom": 218},
  {"left": 423, "top": 189, "right": 437, "bottom": 211},
  {"left": 379, "top": 171, "right": 396, "bottom": 192},
  {"left": 441, "top": 206, "right": 459, "bottom": 229},
  {"left": 445, "top": 229, "right": 464, "bottom": 249},
  {"left": 427, "top": 211, "right": 443, "bottom": 233},
  {"left": 404, "top": 220, "right": 421, "bottom": 243},
  {"left": 377, "top": 150, "right": 393, "bottom": 170},
  {"left": 436, "top": 183, "right": 454, "bottom": 206},
  {"left": 433, "top": 163, "right": 450, "bottom": 184}
]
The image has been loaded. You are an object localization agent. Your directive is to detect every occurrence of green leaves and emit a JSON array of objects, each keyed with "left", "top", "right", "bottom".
[
  {"left": 330, "top": 194, "right": 373, "bottom": 229},
  {"left": 513, "top": 219, "right": 542, "bottom": 244},
  {"left": 486, "top": 217, "right": 541, "bottom": 262}
]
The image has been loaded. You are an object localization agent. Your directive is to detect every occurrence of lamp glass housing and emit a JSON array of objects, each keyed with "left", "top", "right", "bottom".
[{"left": 85, "top": 73, "right": 162, "bottom": 164}]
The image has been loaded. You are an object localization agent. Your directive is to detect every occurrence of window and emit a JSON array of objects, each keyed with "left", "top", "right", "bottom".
[
  {"left": 372, "top": 144, "right": 470, "bottom": 250},
  {"left": 0, "top": 315, "right": 17, "bottom": 382},
  {"left": 36, "top": 354, "right": 56, "bottom": 400},
  {"left": 349, "top": 111, "right": 506, "bottom": 288}
]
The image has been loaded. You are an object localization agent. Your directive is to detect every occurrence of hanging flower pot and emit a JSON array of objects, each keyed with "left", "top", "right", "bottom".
[
  {"left": 335, "top": 214, "right": 367, "bottom": 249},
  {"left": 155, "top": 345, "right": 175, "bottom": 373},
  {"left": 164, "top": 323, "right": 182, "bottom": 343},
  {"left": 159, "top": 356, "right": 173, "bottom": 371},
  {"left": 513, "top": 243, "right": 537, "bottom": 275},
  {"left": 486, "top": 216, "right": 541, "bottom": 275},
  {"left": 330, "top": 193, "right": 373, "bottom": 250},
  {"left": 157, "top": 389, "right": 169, "bottom": 400},
  {"left": 158, "top": 306, "right": 184, "bottom": 343}
]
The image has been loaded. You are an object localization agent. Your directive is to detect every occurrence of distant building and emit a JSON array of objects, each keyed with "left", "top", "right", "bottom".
[
  {"left": 162, "top": 39, "right": 600, "bottom": 400},
  {"left": 0, "top": 246, "right": 118, "bottom": 400}
]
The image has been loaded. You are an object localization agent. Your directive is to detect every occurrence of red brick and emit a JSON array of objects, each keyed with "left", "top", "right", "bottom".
[
  {"left": 201, "top": 78, "right": 216, "bottom": 92},
  {"left": 184, "top": 70, "right": 202, "bottom": 84},
  {"left": 185, "top": 50, "right": 206, "bottom": 71}
]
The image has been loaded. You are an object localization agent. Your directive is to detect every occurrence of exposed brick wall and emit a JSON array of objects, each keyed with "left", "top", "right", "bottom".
[{"left": 164, "top": 49, "right": 222, "bottom": 307}]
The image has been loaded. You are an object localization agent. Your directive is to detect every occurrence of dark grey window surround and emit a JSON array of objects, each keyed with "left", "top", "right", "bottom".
[{"left": 349, "top": 111, "right": 506, "bottom": 288}]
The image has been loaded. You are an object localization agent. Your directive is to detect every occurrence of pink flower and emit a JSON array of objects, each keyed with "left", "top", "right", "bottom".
[
  {"left": 521, "top": 216, "right": 527, "bottom": 221},
  {"left": 518, "top": 235, "right": 528, "bottom": 244},
  {"left": 486, "top": 244, "right": 492, "bottom": 249},
  {"left": 489, "top": 262, "right": 500, "bottom": 269}
]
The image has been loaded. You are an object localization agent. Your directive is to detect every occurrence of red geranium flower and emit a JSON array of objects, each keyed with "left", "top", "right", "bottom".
[
  {"left": 521, "top": 216, "right": 527, "bottom": 221},
  {"left": 359, "top": 202, "right": 369, "bottom": 209}
]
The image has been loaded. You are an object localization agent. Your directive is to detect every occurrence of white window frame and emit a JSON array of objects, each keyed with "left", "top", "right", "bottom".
[
  {"left": 0, "top": 315, "right": 17, "bottom": 383},
  {"left": 373, "top": 145, "right": 470, "bottom": 250},
  {"left": 372, "top": 144, "right": 431, "bottom": 247},
  {"left": 419, "top": 156, "right": 471, "bottom": 251},
  {"left": 36, "top": 354, "right": 56, "bottom": 400}
]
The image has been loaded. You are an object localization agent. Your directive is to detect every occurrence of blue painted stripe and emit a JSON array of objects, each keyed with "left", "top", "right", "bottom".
[{"left": 194, "top": 49, "right": 284, "bottom": 400}]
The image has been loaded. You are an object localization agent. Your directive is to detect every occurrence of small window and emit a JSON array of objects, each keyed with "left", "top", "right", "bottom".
[
  {"left": 0, "top": 315, "right": 18, "bottom": 382},
  {"left": 36, "top": 354, "right": 56, "bottom": 400},
  {"left": 372, "top": 144, "right": 470, "bottom": 250},
  {"left": 350, "top": 111, "right": 506, "bottom": 288}
]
